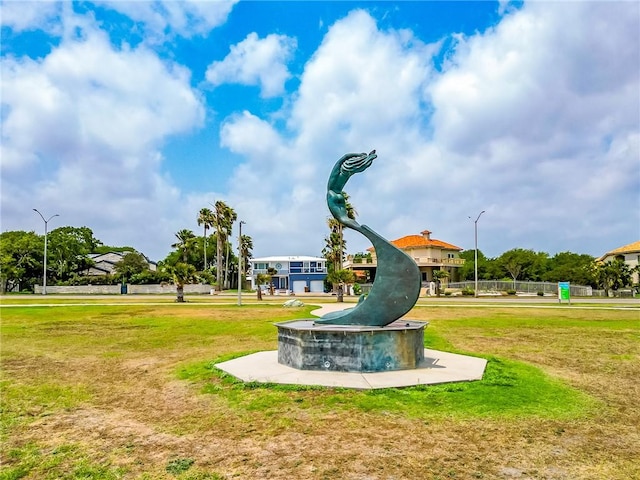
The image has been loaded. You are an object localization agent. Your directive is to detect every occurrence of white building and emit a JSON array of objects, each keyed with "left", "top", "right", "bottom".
[
  {"left": 250, "top": 256, "right": 327, "bottom": 293},
  {"left": 597, "top": 241, "right": 640, "bottom": 284}
]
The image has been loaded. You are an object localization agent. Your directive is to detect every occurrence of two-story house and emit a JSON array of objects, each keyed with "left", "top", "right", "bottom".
[
  {"left": 83, "top": 251, "right": 157, "bottom": 276},
  {"left": 343, "top": 229, "right": 464, "bottom": 285},
  {"left": 250, "top": 256, "right": 327, "bottom": 293},
  {"left": 597, "top": 240, "right": 640, "bottom": 285}
]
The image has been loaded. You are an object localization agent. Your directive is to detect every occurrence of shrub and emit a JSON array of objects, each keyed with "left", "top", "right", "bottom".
[
  {"left": 129, "top": 270, "right": 172, "bottom": 285},
  {"left": 461, "top": 287, "right": 474, "bottom": 296},
  {"left": 537, "top": 291, "right": 545, "bottom": 296},
  {"left": 197, "top": 270, "right": 215, "bottom": 286},
  {"left": 506, "top": 289, "right": 517, "bottom": 295}
]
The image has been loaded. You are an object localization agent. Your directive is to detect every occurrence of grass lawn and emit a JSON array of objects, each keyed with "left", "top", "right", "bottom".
[{"left": 1, "top": 297, "right": 638, "bottom": 479}]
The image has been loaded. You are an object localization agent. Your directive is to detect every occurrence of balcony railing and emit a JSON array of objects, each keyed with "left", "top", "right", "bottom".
[
  {"left": 290, "top": 267, "right": 326, "bottom": 273},
  {"left": 344, "top": 257, "right": 464, "bottom": 268},
  {"left": 413, "top": 257, "right": 465, "bottom": 266},
  {"left": 349, "top": 257, "right": 374, "bottom": 264},
  {"left": 252, "top": 267, "right": 326, "bottom": 275}
]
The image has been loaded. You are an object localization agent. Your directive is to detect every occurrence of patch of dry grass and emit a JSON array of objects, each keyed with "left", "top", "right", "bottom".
[{"left": 1, "top": 301, "right": 638, "bottom": 479}]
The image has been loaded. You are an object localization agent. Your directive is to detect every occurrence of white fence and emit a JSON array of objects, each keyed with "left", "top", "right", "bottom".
[
  {"left": 34, "top": 285, "right": 120, "bottom": 295},
  {"left": 34, "top": 284, "right": 213, "bottom": 295}
]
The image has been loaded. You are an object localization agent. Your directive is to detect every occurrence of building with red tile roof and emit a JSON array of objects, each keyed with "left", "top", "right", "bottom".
[
  {"left": 387, "top": 230, "right": 463, "bottom": 251},
  {"left": 344, "top": 229, "right": 465, "bottom": 285},
  {"left": 597, "top": 240, "right": 640, "bottom": 284}
]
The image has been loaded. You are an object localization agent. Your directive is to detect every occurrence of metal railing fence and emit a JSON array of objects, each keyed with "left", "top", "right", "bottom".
[{"left": 445, "top": 280, "right": 593, "bottom": 297}]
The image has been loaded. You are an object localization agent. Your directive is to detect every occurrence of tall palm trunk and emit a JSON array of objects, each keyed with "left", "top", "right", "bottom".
[
  {"left": 212, "top": 200, "right": 236, "bottom": 291},
  {"left": 224, "top": 240, "right": 229, "bottom": 288},
  {"left": 176, "top": 285, "right": 185, "bottom": 303},
  {"left": 216, "top": 229, "right": 223, "bottom": 291},
  {"left": 203, "top": 226, "right": 208, "bottom": 270},
  {"left": 197, "top": 208, "right": 214, "bottom": 272}
]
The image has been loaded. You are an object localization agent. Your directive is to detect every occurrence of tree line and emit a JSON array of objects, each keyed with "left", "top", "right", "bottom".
[
  {"left": 0, "top": 201, "right": 252, "bottom": 298},
  {"left": 319, "top": 198, "right": 638, "bottom": 297},
  {"left": 457, "top": 248, "right": 637, "bottom": 295},
  {"left": 1, "top": 208, "right": 635, "bottom": 298},
  {"left": 163, "top": 202, "right": 253, "bottom": 301}
]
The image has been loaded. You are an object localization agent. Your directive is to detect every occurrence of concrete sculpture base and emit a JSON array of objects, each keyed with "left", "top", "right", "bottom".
[
  {"left": 275, "top": 319, "right": 427, "bottom": 373},
  {"left": 215, "top": 349, "right": 488, "bottom": 390}
]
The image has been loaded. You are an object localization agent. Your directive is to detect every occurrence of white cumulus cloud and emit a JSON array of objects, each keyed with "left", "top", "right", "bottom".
[
  {"left": 222, "top": 3, "right": 639, "bottom": 258},
  {"left": 1, "top": 21, "right": 205, "bottom": 258},
  {"left": 0, "top": 0, "right": 62, "bottom": 33},
  {"left": 95, "top": 0, "right": 238, "bottom": 40},
  {"left": 205, "top": 32, "right": 297, "bottom": 98}
]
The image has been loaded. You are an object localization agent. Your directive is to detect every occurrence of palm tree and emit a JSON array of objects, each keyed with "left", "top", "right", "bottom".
[
  {"left": 171, "top": 229, "right": 196, "bottom": 263},
  {"left": 255, "top": 272, "right": 270, "bottom": 300},
  {"left": 322, "top": 218, "right": 344, "bottom": 274},
  {"left": 166, "top": 262, "right": 197, "bottom": 302},
  {"left": 633, "top": 264, "right": 640, "bottom": 295},
  {"left": 238, "top": 234, "right": 253, "bottom": 289},
  {"left": 323, "top": 194, "right": 357, "bottom": 274},
  {"left": 339, "top": 192, "right": 356, "bottom": 263},
  {"left": 592, "top": 259, "right": 632, "bottom": 297},
  {"left": 326, "top": 268, "right": 356, "bottom": 303},
  {"left": 432, "top": 269, "right": 449, "bottom": 297},
  {"left": 343, "top": 192, "right": 357, "bottom": 220},
  {"left": 211, "top": 201, "right": 236, "bottom": 291},
  {"left": 266, "top": 267, "right": 278, "bottom": 295},
  {"left": 240, "top": 234, "right": 253, "bottom": 274},
  {"left": 197, "top": 208, "right": 214, "bottom": 270},
  {"left": 322, "top": 196, "right": 356, "bottom": 295},
  {"left": 224, "top": 212, "right": 238, "bottom": 289}
]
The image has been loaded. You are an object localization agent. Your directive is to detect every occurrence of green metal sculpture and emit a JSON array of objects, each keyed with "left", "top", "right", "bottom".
[{"left": 316, "top": 150, "right": 421, "bottom": 326}]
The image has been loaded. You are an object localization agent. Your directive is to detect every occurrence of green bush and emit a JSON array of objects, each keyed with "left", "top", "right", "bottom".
[
  {"left": 461, "top": 287, "right": 474, "bottom": 296},
  {"left": 506, "top": 289, "right": 517, "bottom": 295},
  {"left": 537, "top": 291, "right": 545, "bottom": 296},
  {"left": 129, "top": 270, "right": 172, "bottom": 285},
  {"left": 196, "top": 270, "right": 215, "bottom": 286}
]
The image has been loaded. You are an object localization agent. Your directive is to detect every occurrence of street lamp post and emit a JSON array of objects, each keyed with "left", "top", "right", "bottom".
[
  {"left": 237, "top": 221, "right": 245, "bottom": 306},
  {"left": 33, "top": 209, "right": 59, "bottom": 295},
  {"left": 469, "top": 210, "right": 485, "bottom": 298}
]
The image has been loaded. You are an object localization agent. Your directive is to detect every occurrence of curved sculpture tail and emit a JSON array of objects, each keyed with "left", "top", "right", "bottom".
[{"left": 316, "top": 224, "right": 421, "bottom": 326}]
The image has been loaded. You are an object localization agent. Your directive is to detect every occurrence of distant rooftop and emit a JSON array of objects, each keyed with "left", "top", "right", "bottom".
[
  {"left": 598, "top": 240, "right": 640, "bottom": 260},
  {"left": 368, "top": 229, "right": 462, "bottom": 252},
  {"left": 251, "top": 255, "right": 325, "bottom": 262}
]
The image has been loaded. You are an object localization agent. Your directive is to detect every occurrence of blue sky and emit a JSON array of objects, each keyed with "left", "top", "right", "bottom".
[{"left": 1, "top": 0, "right": 638, "bottom": 262}]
